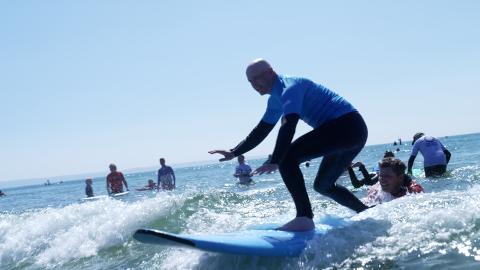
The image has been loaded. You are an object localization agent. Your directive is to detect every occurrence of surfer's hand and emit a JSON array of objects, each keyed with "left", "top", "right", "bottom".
[
  {"left": 208, "top": 150, "right": 235, "bottom": 162},
  {"left": 351, "top": 161, "right": 364, "bottom": 168},
  {"left": 253, "top": 163, "right": 278, "bottom": 175}
]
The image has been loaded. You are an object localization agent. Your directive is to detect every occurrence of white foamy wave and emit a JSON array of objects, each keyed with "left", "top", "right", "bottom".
[
  {"left": 0, "top": 193, "right": 184, "bottom": 268},
  {"left": 320, "top": 185, "right": 480, "bottom": 268},
  {"left": 141, "top": 185, "right": 480, "bottom": 270}
]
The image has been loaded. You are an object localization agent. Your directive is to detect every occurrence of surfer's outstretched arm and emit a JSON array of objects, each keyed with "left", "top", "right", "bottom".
[
  {"left": 209, "top": 120, "right": 275, "bottom": 161},
  {"left": 254, "top": 114, "right": 299, "bottom": 175}
]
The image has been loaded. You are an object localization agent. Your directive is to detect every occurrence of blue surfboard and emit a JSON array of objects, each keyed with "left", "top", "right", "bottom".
[{"left": 133, "top": 217, "right": 349, "bottom": 256}]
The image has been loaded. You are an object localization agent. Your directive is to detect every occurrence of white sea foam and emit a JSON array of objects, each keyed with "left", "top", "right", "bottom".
[
  {"left": 145, "top": 185, "right": 480, "bottom": 270},
  {"left": 0, "top": 193, "right": 184, "bottom": 268}
]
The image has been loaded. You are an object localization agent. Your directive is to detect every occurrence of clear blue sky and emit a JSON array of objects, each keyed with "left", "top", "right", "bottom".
[{"left": 1, "top": 1, "right": 479, "bottom": 182}]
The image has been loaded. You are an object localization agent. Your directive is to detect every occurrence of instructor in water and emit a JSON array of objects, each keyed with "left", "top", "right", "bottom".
[{"left": 209, "top": 59, "right": 369, "bottom": 231}]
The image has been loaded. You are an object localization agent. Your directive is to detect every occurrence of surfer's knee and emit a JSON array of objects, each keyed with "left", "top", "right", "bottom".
[
  {"left": 278, "top": 149, "right": 301, "bottom": 168},
  {"left": 313, "top": 181, "right": 334, "bottom": 195}
]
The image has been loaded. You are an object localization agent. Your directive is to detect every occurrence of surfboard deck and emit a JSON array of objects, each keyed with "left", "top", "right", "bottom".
[
  {"left": 133, "top": 225, "right": 330, "bottom": 256},
  {"left": 81, "top": 195, "right": 108, "bottom": 201},
  {"left": 111, "top": 191, "right": 129, "bottom": 197}
]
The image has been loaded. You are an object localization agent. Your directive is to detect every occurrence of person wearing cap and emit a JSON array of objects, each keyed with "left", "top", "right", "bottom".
[
  {"left": 106, "top": 164, "right": 129, "bottom": 194},
  {"left": 408, "top": 132, "right": 451, "bottom": 177},
  {"left": 348, "top": 151, "right": 395, "bottom": 188},
  {"left": 364, "top": 157, "right": 424, "bottom": 206},
  {"left": 209, "top": 58, "right": 369, "bottom": 231}
]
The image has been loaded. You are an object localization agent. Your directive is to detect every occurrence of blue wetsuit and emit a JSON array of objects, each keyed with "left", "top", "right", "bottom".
[{"left": 231, "top": 75, "right": 368, "bottom": 218}]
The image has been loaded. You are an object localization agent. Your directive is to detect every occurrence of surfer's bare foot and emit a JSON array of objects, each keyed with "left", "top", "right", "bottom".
[{"left": 277, "top": 217, "right": 314, "bottom": 232}]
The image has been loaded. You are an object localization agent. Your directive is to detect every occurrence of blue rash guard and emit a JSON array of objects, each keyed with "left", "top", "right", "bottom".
[
  {"left": 261, "top": 75, "right": 357, "bottom": 129},
  {"left": 230, "top": 74, "right": 369, "bottom": 217}
]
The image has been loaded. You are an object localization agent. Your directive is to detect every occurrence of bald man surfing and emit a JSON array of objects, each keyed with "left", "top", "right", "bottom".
[{"left": 209, "top": 59, "right": 369, "bottom": 231}]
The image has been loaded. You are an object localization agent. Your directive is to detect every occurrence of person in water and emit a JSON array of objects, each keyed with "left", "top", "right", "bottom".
[
  {"left": 263, "top": 154, "right": 273, "bottom": 165},
  {"left": 234, "top": 155, "right": 253, "bottom": 184},
  {"left": 209, "top": 58, "right": 369, "bottom": 231},
  {"left": 136, "top": 179, "right": 157, "bottom": 191},
  {"left": 364, "top": 157, "right": 424, "bottom": 206},
  {"left": 0, "top": 190, "right": 5, "bottom": 196},
  {"left": 106, "top": 164, "right": 129, "bottom": 194},
  {"left": 85, "top": 178, "right": 94, "bottom": 197},
  {"left": 408, "top": 132, "right": 452, "bottom": 177},
  {"left": 348, "top": 151, "right": 395, "bottom": 188},
  {"left": 157, "top": 158, "right": 176, "bottom": 190}
]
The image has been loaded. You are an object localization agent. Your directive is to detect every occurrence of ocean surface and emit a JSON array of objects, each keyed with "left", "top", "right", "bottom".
[{"left": 1, "top": 133, "right": 480, "bottom": 270}]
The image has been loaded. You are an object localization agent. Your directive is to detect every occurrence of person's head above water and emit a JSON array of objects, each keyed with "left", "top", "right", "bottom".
[
  {"left": 109, "top": 164, "right": 117, "bottom": 173},
  {"left": 159, "top": 158, "right": 166, "bottom": 166},
  {"left": 383, "top": 151, "right": 395, "bottom": 158},
  {"left": 378, "top": 158, "right": 407, "bottom": 194},
  {"left": 412, "top": 132, "right": 425, "bottom": 145},
  {"left": 246, "top": 58, "right": 277, "bottom": 95},
  {"left": 85, "top": 178, "right": 93, "bottom": 185},
  {"left": 237, "top": 154, "right": 245, "bottom": 164}
]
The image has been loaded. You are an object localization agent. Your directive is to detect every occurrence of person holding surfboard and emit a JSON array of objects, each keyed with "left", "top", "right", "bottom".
[
  {"left": 209, "top": 58, "right": 369, "bottom": 231},
  {"left": 106, "top": 164, "right": 129, "bottom": 194},
  {"left": 408, "top": 132, "right": 451, "bottom": 177}
]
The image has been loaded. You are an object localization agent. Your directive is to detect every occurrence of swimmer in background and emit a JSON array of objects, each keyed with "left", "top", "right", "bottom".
[
  {"left": 136, "top": 179, "right": 158, "bottom": 191},
  {"left": 408, "top": 132, "right": 452, "bottom": 177},
  {"left": 364, "top": 157, "right": 424, "bottom": 206},
  {"left": 106, "top": 164, "right": 129, "bottom": 194},
  {"left": 85, "top": 178, "right": 94, "bottom": 197},
  {"left": 157, "top": 158, "right": 176, "bottom": 190},
  {"left": 234, "top": 155, "right": 253, "bottom": 184}
]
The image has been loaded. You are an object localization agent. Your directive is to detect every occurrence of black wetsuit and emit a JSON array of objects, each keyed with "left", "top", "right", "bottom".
[
  {"left": 232, "top": 111, "right": 369, "bottom": 218},
  {"left": 347, "top": 164, "right": 378, "bottom": 188}
]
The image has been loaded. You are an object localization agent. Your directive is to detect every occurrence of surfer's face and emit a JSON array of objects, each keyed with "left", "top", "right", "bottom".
[
  {"left": 248, "top": 70, "right": 274, "bottom": 95},
  {"left": 378, "top": 167, "right": 403, "bottom": 194}
]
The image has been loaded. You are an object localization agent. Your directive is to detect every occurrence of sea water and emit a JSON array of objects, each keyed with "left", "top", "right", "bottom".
[{"left": 1, "top": 133, "right": 479, "bottom": 269}]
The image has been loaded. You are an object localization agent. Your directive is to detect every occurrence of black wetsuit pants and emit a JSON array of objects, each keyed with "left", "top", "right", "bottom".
[
  {"left": 424, "top": 165, "right": 447, "bottom": 177},
  {"left": 279, "top": 112, "right": 369, "bottom": 218}
]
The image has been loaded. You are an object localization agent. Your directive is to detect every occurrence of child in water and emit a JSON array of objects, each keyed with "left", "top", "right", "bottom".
[
  {"left": 85, "top": 178, "right": 94, "bottom": 197},
  {"left": 136, "top": 179, "right": 158, "bottom": 191}
]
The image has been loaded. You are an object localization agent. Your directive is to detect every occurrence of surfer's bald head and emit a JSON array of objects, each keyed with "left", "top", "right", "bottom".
[
  {"left": 246, "top": 58, "right": 276, "bottom": 95},
  {"left": 246, "top": 59, "right": 272, "bottom": 80}
]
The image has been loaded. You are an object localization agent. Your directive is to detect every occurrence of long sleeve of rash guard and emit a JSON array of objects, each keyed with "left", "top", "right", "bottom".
[
  {"left": 348, "top": 167, "right": 364, "bottom": 188},
  {"left": 407, "top": 155, "right": 416, "bottom": 173},
  {"left": 444, "top": 149, "right": 451, "bottom": 164},
  {"left": 230, "top": 121, "right": 275, "bottom": 157},
  {"left": 269, "top": 114, "right": 300, "bottom": 164}
]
